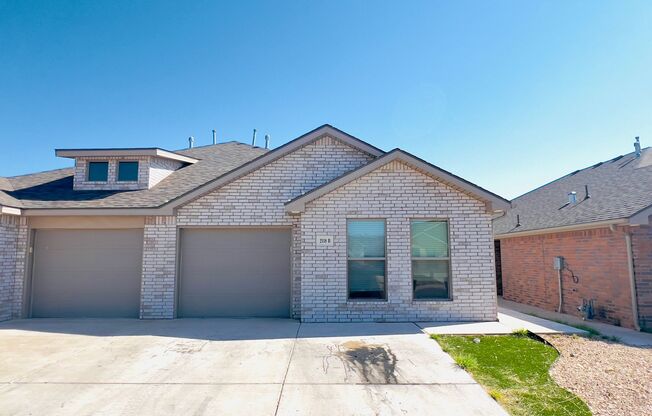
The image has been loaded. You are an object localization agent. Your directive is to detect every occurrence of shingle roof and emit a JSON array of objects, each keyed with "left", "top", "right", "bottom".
[
  {"left": 1, "top": 141, "right": 268, "bottom": 209},
  {"left": 493, "top": 147, "right": 652, "bottom": 235}
]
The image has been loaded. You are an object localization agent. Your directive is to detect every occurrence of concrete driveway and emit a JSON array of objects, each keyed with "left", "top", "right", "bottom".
[{"left": 0, "top": 319, "right": 506, "bottom": 416}]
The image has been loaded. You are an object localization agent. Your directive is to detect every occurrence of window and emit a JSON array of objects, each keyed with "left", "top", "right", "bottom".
[
  {"left": 347, "top": 220, "right": 386, "bottom": 300},
  {"left": 87, "top": 161, "right": 109, "bottom": 182},
  {"left": 117, "top": 161, "right": 139, "bottom": 181},
  {"left": 411, "top": 220, "right": 450, "bottom": 299}
]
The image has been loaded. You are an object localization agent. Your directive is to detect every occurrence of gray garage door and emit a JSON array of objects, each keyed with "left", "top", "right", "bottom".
[
  {"left": 30, "top": 229, "right": 143, "bottom": 318},
  {"left": 179, "top": 228, "right": 291, "bottom": 318}
]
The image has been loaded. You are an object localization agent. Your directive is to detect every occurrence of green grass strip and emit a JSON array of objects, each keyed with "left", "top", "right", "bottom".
[{"left": 433, "top": 334, "right": 591, "bottom": 416}]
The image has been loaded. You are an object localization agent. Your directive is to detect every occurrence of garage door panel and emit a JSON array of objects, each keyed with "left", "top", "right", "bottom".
[
  {"left": 31, "top": 229, "right": 143, "bottom": 318},
  {"left": 179, "top": 228, "right": 291, "bottom": 318}
]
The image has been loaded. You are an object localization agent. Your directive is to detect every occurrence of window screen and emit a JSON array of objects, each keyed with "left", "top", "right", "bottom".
[
  {"left": 411, "top": 220, "right": 450, "bottom": 299},
  {"left": 347, "top": 220, "right": 386, "bottom": 299}
]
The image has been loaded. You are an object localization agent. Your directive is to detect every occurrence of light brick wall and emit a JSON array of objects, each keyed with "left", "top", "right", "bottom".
[
  {"left": 500, "top": 227, "right": 636, "bottom": 328},
  {"left": 0, "top": 215, "right": 28, "bottom": 321},
  {"left": 140, "top": 216, "right": 177, "bottom": 319},
  {"left": 300, "top": 160, "right": 497, "bottom": 322},
  {"left": 73, "top": 156, "right": 180, "bottom": 191},
  {"left": 177, "top": 136, "right": 374, "bottom": 318}
]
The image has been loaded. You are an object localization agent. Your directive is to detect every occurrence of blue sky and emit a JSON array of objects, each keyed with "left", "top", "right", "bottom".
[{"left": 1, "top": 1, "right": 650, "bottom": 199}]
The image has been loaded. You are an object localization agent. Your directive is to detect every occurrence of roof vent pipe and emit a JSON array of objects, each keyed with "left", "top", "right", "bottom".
[
  {"left": 212, "top": 129, "right": 217, "bottom": 145},
  {"left": 634, "top": 136, "right": 641, "bottom": 157},
  {"left": 584, "top": 185, "right": 591, "bottom": 200},
  {"left": 252, "top": 129, "right": 257, "bottom": 146},
  {"left": 264, "top": 134, "right": 270, "bottom": 149},
  {"left": 568, "top": 191, "right": 577, "bottom": 204},
  {"left": 516, "top": 214, "right": 521, "bottom": 227},
  {"left": 188, "top": 136, "right": 195, "bottom": 149}
]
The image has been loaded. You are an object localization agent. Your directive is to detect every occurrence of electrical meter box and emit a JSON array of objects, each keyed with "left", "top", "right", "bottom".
[{"left": 553, "top": 256, "right": 564, "bottom": 270}]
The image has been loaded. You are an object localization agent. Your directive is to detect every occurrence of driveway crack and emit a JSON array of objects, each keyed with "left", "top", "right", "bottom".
[{"left": 274, "top": 321, "right": 301, "bottom": 416}]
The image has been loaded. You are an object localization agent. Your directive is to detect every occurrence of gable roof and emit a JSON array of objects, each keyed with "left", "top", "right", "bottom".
[
  {"left": 285, "top": 148, "right": 510, "bottom": 213},
  {"left": 493, "top": 147, "right": 652, "bottom": 237},
  {"left": 0, "top": 125, "right": 383, "bottom": 215},
  {"left": 158, "top": 124, "right": 385, "bottom": 211}
]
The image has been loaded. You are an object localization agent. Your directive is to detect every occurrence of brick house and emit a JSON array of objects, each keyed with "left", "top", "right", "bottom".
[
  {"left": 0, "top": 125, "right": 508, "bottom": 323},
  {"left": 494, "top": 139, "right": 652, "bottom": 330}
]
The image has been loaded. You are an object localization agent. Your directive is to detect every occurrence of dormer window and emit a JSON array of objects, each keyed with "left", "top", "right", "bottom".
[
  {"left": 56, "top": 148, "right": 198, "bottom": 191},
  {"left": 117, "top": 161, "right": 139, "bottom": 182},
  {"left": 87, "top": 162, "right": 109, "bottom": 182}
]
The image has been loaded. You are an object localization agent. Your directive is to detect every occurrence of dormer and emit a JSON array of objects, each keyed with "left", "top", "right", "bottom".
[{"left": 55, "top": 148, "right": 198, "bottom": 191}]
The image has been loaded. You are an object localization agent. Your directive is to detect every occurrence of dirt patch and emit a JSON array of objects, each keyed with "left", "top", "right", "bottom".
[
  {"left": 542, "top": 334, "right": 652, "bottom": 416},
  {"left": 323, "top": 340, "right": 398, "bottom": 383}
]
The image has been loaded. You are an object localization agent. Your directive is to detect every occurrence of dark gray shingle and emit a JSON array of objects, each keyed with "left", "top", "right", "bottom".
[
  {"left": 493, "top": 147, "right": 652, "bottom": 235},
  {"left": 2, "top": 142, "right": 268, "bottom": 209}
]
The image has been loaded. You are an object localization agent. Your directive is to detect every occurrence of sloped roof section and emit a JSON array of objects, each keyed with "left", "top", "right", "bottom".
[
  {"left": 3, "top": 142, "right": 267, "bottom": 210},
  {"left": 285, "top": 149, "right": 510, "bottom": 213},
  {"left": 493, "top": 147, "right": 652, "bottom": 236}
]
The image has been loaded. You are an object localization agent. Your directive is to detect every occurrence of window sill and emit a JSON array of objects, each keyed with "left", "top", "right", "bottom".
[
  {"left": 412, "top": 298, "right": 453, "bottom": 303},
  {"left": 347, "top": 298, "right": 388, "bottom": 304}
]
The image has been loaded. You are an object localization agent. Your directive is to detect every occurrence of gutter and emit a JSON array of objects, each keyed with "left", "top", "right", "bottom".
[
  {"left": 625, "top": 232, "right": 641, "bottom": 331},
  {"left": 494, "top": 218, "right": 629, "bottom": 239}
]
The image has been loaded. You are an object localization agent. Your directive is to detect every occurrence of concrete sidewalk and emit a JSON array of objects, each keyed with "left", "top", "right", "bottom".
[
  {"left": 500, "top": 298, "right": 652, "bottom": 347},
  {"left": 418, "top": 307, "right": 586, "bottom": 336}
]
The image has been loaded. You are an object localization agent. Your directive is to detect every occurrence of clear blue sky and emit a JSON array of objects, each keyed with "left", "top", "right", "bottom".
[{"left": 1, "top": 1, "right": 650, "bottom": 199}]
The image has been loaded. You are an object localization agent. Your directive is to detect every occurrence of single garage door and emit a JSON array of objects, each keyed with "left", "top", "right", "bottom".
[
  {"left": 30, "top": 229, "right": 143, "bottom": 318},
  {"left": 179, "top": 228, "right": 291, "bottom": 318}
]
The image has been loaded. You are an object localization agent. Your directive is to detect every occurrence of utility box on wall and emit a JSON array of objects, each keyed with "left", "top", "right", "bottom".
[{"left": 553, "top": 256, "right": 564, "bottom": 270}]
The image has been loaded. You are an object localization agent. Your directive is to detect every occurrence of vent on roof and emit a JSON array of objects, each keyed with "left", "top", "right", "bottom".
[
  {"left": 264, "top": 134, "right": 270, "bottom": 149},
  {"left": 635, "top": 136, "right": 641, "bottom": 157},
  {"left": 188, "top": 136, "right": 195, "bottom": 149},
  {"left": 568, "top": 191, "right": 577, "bottom": 204},
  {"left": 584, "top": 185, "right": 591, "bottom": 200},
  {"left": 569, "top": 169, "right": 581, "bottom": 176},
  {"left": 591, "top": 162, "right": 603, "bottom": 169},
  {"left": 610, "top": 155, "right": 625, "bottom": 162},
  {"left": 212, "top": 129, "right": 217, "bottom": 145}
]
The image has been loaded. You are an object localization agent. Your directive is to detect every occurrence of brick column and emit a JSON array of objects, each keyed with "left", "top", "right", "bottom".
[
  {"left": 140, "top": 216, "right": 177, "bottom": 319},
  {"left": 0, "top": 215, "right": 28, "bottom": 321}
]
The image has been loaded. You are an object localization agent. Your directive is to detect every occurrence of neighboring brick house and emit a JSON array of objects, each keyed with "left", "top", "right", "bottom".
[
  {"left": 494, "top": 140, "right": 652, "bottom": 330},
  {"left": 0, "top": 125, "right": 508, "bottom": 323}
]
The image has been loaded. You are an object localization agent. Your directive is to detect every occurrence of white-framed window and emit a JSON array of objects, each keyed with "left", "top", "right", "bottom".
[
  {"left": 347, "top": 219, "right": 386, "bottom": 300},
  {"left": 411, "top": 219, "right": 451, "bottom": 300}
]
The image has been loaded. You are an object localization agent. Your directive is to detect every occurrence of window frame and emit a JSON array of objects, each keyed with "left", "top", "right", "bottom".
[
  {"left": 117, "top": 160, "right": 139, "bottom": 182},
  {"left": 410, "top": 218, "right": 453, "bottom": 301},
  {"left": 86, "top": 161, "right": 109, "bottom": 182},
  {"left": 346, "top": 218, "right": 388, "bottom": 302}
]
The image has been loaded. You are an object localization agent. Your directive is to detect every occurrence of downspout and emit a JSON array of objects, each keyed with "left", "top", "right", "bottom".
[{"left": 625, "top": 232, "right": 641, "bottom": 331}]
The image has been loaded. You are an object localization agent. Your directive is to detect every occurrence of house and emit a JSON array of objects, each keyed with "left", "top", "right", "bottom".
[
  {"left": 493, "top": 139, "right": 652, "bottom": 330},
  {"left": 0, "top": 125, "right": 509, "bottom": 323}
]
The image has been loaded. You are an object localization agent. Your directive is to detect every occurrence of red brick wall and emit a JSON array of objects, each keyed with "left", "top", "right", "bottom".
[
  {"left": 500, "top": 227, "right": 636, "bottom": 328},
  {"left": 631, "top": 224, "right": 652, "bottom": 330}
]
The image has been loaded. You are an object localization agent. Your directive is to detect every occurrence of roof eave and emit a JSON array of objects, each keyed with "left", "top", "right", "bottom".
[
  {"left": 55, "top": 148, "right": 198, "bottom": 164},
  {"left": 494, "top": 218, "right": 630, "bottom": 239}
]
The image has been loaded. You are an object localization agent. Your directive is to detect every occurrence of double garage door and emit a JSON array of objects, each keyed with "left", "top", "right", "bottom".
[{"left": 29, "top": 228, "right": 291, "bottom": 318}]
